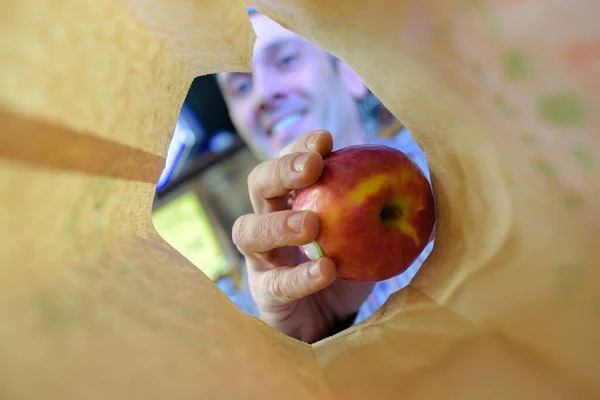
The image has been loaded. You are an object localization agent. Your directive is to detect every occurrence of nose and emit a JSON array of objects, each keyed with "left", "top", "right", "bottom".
[{"left": 252, "top": 70, "right": 286, "bottom": 113}]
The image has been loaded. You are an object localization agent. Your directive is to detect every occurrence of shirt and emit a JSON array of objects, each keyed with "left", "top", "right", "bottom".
[{"left": 216, "top": 127, "right": 434, "bottom": 323}]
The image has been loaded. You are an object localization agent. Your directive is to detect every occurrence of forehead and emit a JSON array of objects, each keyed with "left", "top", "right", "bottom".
[
  {"left": 217, "top": 14, "right": 313, "bottom": 86},
  {"left": 251, "top": 14, "right": 303, "bottom": 54}
]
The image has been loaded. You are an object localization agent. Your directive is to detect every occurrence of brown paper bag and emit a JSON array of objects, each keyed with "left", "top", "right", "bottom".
[{"left": 1, "top": 0, "right": 598, "bottom": 398}]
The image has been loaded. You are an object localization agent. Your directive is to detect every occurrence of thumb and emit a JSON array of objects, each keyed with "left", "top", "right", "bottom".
[{"left": 261, "top": 258, "right": 337, "bottom": 306}]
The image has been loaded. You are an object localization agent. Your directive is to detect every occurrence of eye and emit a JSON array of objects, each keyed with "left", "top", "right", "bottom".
[
  {"left": 230, "top": 77, "right": 252, "bottom": 97},
  {"left": 277, "top": 53, "right": 298, "bottom": 69}
]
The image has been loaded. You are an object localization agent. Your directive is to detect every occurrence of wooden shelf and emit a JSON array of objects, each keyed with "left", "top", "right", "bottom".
[{"left": 156, "top": 137, "right": 247, "bottom": 198}]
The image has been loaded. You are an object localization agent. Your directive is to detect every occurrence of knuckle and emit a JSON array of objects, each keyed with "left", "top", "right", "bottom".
[
  {"left": 269, "top": 212, "right": 293, "bottom": 238},
  {"left": 253, "top": 214, "right": 277, "bottom": 243},
  {"left": 247, "top": 156, "right": 292, "bottom": 206},
  {"left": 268, "top": 272, "right": 286, "bottom": 301},
  {"left": 232, "top": 214, "right": 284, "bottom": 252},
  {"left": 248, "top": 161, "right": 261, "bottom": 184},
  {"left": 237, "top": 213, "right": 287, "bottom": 256},
  {"left": 247, "top": 168, "right": 261, "bottom": 211},
  {"left": 275, "top": 156, "right": 292, "bottom": 188},
  {"left": 265, "top": 268, "right": 303, "bottom": 304},
  {"left": 231, "top": 215, "right": 248, "bottom": 249},
  {"left": 288, "top": 272, "right": 302, "bottom": 296},
  {"left": 247, "top": 167, "right": 258, "bottom": 192}
]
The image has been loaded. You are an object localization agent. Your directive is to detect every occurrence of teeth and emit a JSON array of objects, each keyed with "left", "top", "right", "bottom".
[{"left": 272, "top": 114, "right": 301, "bottom": 134}]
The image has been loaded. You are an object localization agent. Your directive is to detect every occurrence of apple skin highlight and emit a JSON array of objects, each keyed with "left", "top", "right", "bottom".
[{"left": 293, "top": 145, "right": 435, "bottom": 283}]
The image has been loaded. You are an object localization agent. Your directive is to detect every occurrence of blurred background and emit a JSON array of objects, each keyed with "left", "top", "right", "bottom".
[{"left": 152, "top": 74, "right": 403, "bottom": 310}]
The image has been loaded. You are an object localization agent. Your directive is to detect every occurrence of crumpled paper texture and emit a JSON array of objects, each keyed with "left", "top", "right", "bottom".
[{"left": 0, "top": 0, "right": 598, "bottom": 398}]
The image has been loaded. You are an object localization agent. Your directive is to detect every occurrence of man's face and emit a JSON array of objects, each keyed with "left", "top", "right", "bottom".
[{"left": 218, "top": 14, "right": 366, "bottom": 158}]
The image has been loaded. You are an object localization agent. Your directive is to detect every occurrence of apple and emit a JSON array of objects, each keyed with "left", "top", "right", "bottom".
[{"left": 292, "top": 145, "right": 435, "bottom": 282}]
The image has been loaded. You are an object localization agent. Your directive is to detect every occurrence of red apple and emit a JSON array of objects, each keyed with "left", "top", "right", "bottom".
[{"left": 292, "top": 145, "right": 435, "bottom": 282}]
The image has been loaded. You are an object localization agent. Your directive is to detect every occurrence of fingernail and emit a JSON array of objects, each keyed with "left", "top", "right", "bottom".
[
  {"left": 287, "top": 212, "right": 305, "bottom": 233},
  {"left": 309, "top": 262, "right": 321, "bottom": 278},
  {"left": 293, "top": 153, "right": 310, "bottom": 172},
  {"left": 307, "top": 132, "right": 322, "bottom": 151}
]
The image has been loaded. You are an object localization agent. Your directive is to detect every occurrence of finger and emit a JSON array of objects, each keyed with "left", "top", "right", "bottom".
[
  {"left": 232, "top": 210, "right": 319, "bottom": 255},
  {"left": 278, "top": 130, "right": 334, "bottom": 158},
  {"left": 260, "top": 258, "right": 337, "bottom": 306},
  {"left": 248, "top": 151, "right": 324, "bottom": 213}
]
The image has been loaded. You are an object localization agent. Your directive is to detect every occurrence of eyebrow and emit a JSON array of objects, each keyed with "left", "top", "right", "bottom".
[
  {"left": 220, "top": 37, "right": 307, "bottom": 85},
  {"left": 261, "top": 37, "right": 305, "bottom": 58},
  {"left": 220, "top": 71, "right": 248, "bottom": 87}
]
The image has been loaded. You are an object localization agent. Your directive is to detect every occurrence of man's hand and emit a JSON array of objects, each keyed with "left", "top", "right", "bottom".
[{"left": 232, "top": 131, "right": 374, "bottom": 343}]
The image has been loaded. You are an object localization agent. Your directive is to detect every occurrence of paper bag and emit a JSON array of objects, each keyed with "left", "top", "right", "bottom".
[{"left": 0, "top": 0, "right": 598, "bottom": 398}]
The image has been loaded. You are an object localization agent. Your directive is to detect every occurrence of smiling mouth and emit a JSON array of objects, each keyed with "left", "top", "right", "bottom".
[{"left": 270, "top": 112, "right": 306, "bottom": 137}]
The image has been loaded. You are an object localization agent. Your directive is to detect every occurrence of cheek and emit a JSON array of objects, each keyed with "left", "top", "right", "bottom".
[
  {"left": 229, "top": 104, "right": 274, "bottom": 154},
  {"left": 314, "top": 91, "right": 342, "bottom": 131},
  {"left": 229, "top": 102, "right": 255, "bottom": 132},
  {"left": 308, "top": 77, "right": 344, "bottom": 122},
  {"left": 291, "top": 69, "right": 323, "bottom": 99}
]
